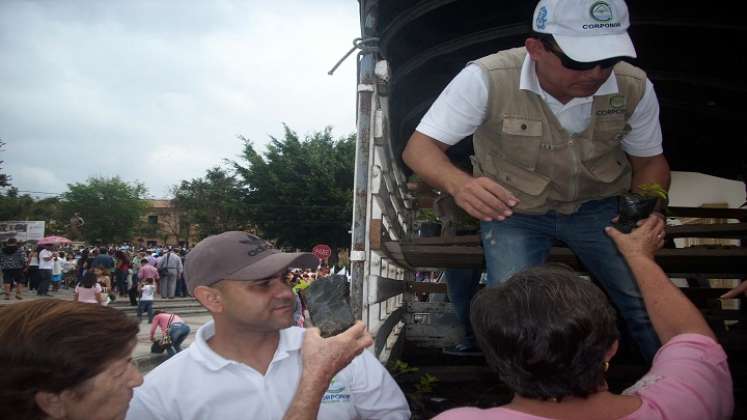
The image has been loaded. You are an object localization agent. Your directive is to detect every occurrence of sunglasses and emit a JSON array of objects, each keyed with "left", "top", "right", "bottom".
[{"left": 540, "top": 38, "right": 623, "bottom": 71}]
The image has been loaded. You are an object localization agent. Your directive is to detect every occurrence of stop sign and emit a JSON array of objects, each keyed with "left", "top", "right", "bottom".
[{"left": 312, "top": 244, "right": 332, "bottom": 260}]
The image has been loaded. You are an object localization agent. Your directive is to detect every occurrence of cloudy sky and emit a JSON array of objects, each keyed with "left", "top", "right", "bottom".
[{"left": 0, "top": 0, "right": 360, "bottom": 198}]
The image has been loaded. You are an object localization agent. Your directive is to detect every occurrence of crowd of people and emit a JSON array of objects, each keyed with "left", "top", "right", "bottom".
[
  {"left": 0, "top": 243, "right": 190, "bottom": 302},
  {"left": 0, "top": 0, "right": 740, "bottom": 419}
]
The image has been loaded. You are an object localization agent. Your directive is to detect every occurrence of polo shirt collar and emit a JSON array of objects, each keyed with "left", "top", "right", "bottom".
[
  {"left": 189, "top": 320, "right": 303, "bottom": 372},
  {"left": 518, "top": 54, "right": 619, "bottom": 105}
]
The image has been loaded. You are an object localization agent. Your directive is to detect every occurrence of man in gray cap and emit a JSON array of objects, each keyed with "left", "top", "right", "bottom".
[
  {"left": 127, "top": 232, "right": 410, "bottom": 420},
  {"left": 403, "top": 0, "right": 669, "bottom": 360}
]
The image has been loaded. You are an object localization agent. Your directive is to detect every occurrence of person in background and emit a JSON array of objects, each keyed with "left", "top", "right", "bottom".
[
  {"left": 26, "top": 247, "right": 39, "bottom": 292},
  {"left": 91, "top": 247, "right": 114, "bottom": 279},
  {"left": 157, "top": 248, "right": 183, "bottom": 299},
  {"left": 150, "top": 310, "right": 190, "bottom": 357},
  {"left": 114, "top": 250, "right": 131, "bottom": 298},
  {"left": 129, "top": 252, "right": 143, "bottom": 305},
  {"left": 138, "top": 278, "right": 157, "bottom": 323},
  {"left": 435, "top": 216, "right": 733, "bottom": 420},
  {"left": 95, "top": 267, "right": 114, "bottom": 305},
  {"left": 0, "top": 299, "right": 380, "bottom": 420},
  {"left": 75, "top": 271, "right": 104, "bottom": 305},
  {"left": 1, "top": 238, "right": 27, "bottom": 300},
  {"left": 50, "top": 251, "right": 63, "bottom": 292},
  {"left": 37, "top": 245, "right": 54, "bottom": 296},
  {"left": 1, "top": 238, "right": 27, "bottom": 299}
]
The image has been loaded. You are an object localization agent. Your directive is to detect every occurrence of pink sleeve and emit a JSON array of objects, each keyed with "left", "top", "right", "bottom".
[
  {"left": 150, "top": 314, "right": 162, "bottom": 338},
  {"left": 95, "top": 283, "right": 102, "bottom": 293},
  {"left": 624, "top": 334, "right": 733, "bottom": 420},
  {"left": 138, "top": 267, "right": 144, "bottom": 280},
  {"left": 433, "top": 407, "right": 487, "bottom": 420}
]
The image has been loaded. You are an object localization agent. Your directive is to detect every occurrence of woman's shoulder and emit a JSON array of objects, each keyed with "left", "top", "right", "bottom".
[{"left": 434, "top": 406, "right": 541, "bottom": 420}]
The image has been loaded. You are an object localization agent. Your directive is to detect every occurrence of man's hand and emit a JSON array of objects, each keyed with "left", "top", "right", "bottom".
[
  {"left": 452, "top": 176, "right": 519, "bottom": 222},
  {"left": 605, "top": 215, "right": 665, "bottom": 260},
  {"left": 301, "top": 321, "right": 373, "bottom": 386}
]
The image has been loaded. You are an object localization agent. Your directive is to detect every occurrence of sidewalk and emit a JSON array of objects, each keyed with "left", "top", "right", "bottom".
[{"left": 1, "top": 287, "right": 212, "bottom": 372}]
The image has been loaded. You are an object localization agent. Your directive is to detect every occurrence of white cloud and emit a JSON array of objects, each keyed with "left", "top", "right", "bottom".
[{"left": 0, "top": 0, "right": 360, "bottom": 198}]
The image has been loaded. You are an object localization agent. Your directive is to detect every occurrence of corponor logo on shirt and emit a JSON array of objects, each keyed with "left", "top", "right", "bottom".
[{"left": 322, "top": 378, "right": 351, "bottom": 403}]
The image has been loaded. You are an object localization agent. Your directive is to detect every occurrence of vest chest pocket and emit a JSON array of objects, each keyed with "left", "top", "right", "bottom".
[
  {"left": 498, "top": 117, "right": 543, "bottom": 171},
  {"left": 581, "top": 149, "right": 629, "bottom": 183},
  {"left": 585, "top": 117, "right": 628, "bottom": 160}
]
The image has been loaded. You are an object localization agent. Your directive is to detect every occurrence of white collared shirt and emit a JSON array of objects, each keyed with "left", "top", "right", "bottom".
[
  {"left": 417, "top": 54, "right": 663, "bottom": 157},
  {"left": 126, "top": 321, "right": 410, "bottom": 420}
]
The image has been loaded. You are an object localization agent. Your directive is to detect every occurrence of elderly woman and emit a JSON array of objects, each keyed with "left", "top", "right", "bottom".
[
  {"left": 0, "top": 300, "right": 142, "bottom": 420},
  {"left": 0, "top": 300, "right": 375, "bottom": 420},
  {"left": 436, "top": 217, "right": 733, "bottom": 419}
]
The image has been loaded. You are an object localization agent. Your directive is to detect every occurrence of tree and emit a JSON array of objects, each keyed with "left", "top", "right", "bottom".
[
  {"left": 172, "top": 167, "right": 251, "bottom": 240},
  {"left": 232, "top": 125, "right": 355, "bottom": 250},
  {"left": 61, "top": 177, "right": 148, "bottom": 244},
  {"left": 0, "top": 139, "right": 11, "bottom": 189}
]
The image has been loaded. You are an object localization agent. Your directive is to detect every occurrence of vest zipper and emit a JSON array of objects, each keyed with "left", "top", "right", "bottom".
[{"left": 568, "top": 135, "right": 579, "bottom": 201}]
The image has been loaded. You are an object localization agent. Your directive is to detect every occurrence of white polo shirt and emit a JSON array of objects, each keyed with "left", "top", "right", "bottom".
[
  {"left": 417, "top": 54, "right": 663, "bottom": 157},
  {"left": 38, "top": 249, "right": 54, "bottom": 270},
  {"left": 126, "top": 321, "right": 410, "bottom": 420}
]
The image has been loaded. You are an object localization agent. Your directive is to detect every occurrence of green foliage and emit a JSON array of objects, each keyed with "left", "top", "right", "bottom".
[
  {"left": 172, "top": 167, "right": 251, "bottom": 240},
  {"left": 414, "top": 373, "right": 439, "bottom": 394},
  {"left": 0, "top": 139, "right": 10, "bottom": 188},
  {"left": 637, "top": 183, "right": 668, "bottom": 201},
  {"left": 61, "top": 177, "right": 148, "bottom": 244},
  {"left": 0, "top": 190, "right": 66, "bottom": 235},
  {"left": 231, "top": 125, "right": 355, "bottom": 250},
  {"left": 388, "top": 360, "right": 419, "bottom": 377}
]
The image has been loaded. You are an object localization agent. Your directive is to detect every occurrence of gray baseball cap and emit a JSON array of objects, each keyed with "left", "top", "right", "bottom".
[{"left": 184, "top": 231, "right": 319, "bottom": 294}]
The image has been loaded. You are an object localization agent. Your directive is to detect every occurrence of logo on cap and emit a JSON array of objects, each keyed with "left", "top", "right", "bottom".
[
  {"left": 239, "top": 234, "right": 274, "bottom": 256},
  {"left": 535, "top": 6, "right": 548, "bottom": 30},
  {"left": 590, "top": 1, "right": 613, "bottom": 22}
]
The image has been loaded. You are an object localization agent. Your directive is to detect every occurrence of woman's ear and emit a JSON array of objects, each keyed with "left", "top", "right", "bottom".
[
  {"left": 605, "top": 339, "right": 620, "bottom": 362},
  {"left": 35, "top": 391, "right": 66, "bottom": 419}
]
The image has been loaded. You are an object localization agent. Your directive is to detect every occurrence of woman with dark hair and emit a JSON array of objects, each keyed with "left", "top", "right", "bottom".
[
  {"left": 0, "top": 299, "right": 142, "bottom": 420},
  {"left": 74, "top": 271, "right": 104, "bottom": 305},
  {"left": 1, "top": 237, "right": 27, "bottom": 299},
  {"left": 435, "top": 217, "right": 733, "bottom": 419}
]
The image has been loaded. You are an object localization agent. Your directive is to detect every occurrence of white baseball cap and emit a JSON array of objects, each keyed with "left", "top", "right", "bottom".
[{"left": 532, "top": 0, "right": 637, "bottom": 62}]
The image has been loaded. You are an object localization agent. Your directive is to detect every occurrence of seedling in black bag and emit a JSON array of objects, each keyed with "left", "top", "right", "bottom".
[
  {"left": 613, "top": 183, "right": 668, "bottom": 233},
  {"left": 301, "top": 274, "right": 355, "bottom": 338}
]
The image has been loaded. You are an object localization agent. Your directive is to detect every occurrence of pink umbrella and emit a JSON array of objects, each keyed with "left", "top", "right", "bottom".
[{"left": 37, "top": 235, "right": 73, "bottom": 246}]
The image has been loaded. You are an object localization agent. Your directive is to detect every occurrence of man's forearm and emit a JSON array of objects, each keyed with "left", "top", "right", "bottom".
[
  {"left": 402, "top": 131, "right": 471, "bottom": 195},
  {"left": 282, "top": 377, "right": 327, "bottom": 420},
  {"left": 629, "top": 154, "right": 671, "bottom": 212}
]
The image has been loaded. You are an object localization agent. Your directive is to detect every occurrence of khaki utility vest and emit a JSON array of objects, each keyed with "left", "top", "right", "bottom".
[{"left": 471, "top": 47, "right": 647, "bottom": 215}]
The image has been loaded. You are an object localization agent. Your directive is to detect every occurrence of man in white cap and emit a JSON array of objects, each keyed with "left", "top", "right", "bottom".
[
  {"left": 402, "top": 0, "right": 669, "bottom": 360},
  {"left": 126, "top": 232, "right": 410, "bottom": 420}
]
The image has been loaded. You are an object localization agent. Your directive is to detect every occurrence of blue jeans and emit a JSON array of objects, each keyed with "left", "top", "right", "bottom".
[
  {"left": 480, "top": 197, "right": 660, "bottom": 361},
  {"left": 167, "top": 323, "right": 190, "bottom": 357},
  {"left": 137, "top": 300, "right": 154, "bottom": 323},
  {"left": 445, "top": 269, "right": 482, "bottom": 348}
]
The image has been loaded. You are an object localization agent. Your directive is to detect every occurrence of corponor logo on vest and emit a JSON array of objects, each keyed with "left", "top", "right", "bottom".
[
  {"left": 609, "top": 95, "right": 626, "bottom": 109},
  {"left": 322, "top": 378, "right": 351, "bottom": 403}
]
